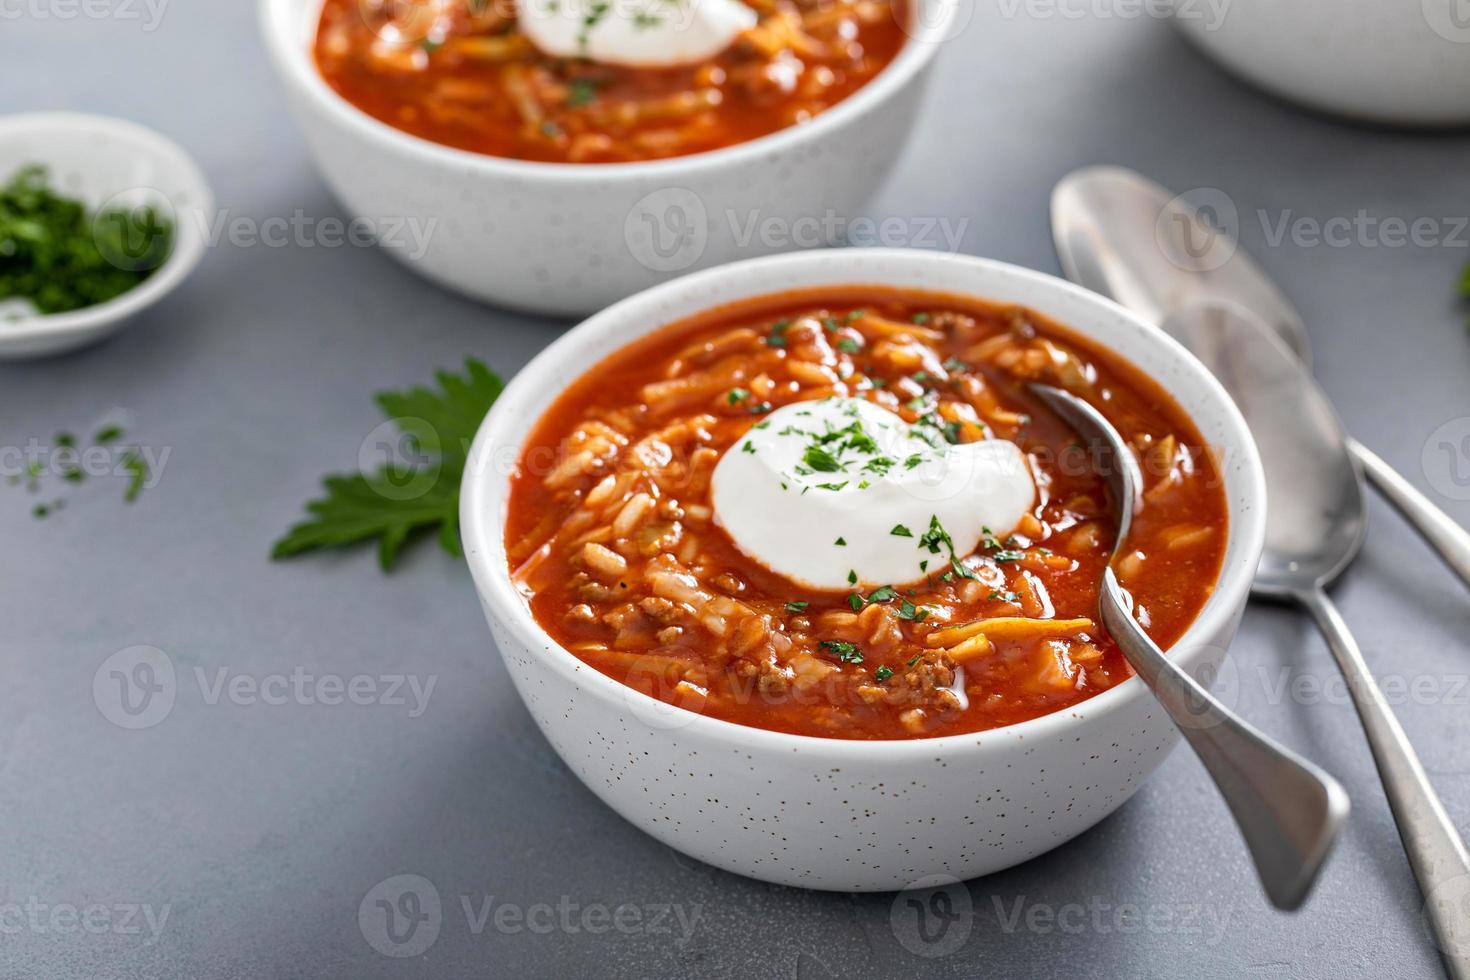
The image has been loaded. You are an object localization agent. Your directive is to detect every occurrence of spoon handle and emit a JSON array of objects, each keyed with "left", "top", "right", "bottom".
[
  {"left": 1100, "top": 571, "right": 1348, "bottom": 910},
  {"left": 1348, "top": 438, "right": 1470, "bottom": 594},
  {"left": 1298, "top": 587, "right": 1470, "bottom": 979}
]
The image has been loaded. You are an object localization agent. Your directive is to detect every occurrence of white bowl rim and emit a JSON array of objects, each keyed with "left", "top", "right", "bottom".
[
  {"left": 461, "top": 247, "right": 1268, "bottom": 760},
  {"left": 258, "top": 0, "right": 956, "bottom": 180},
  {"left": 0, "top": 112, "right": 213, "bottom": 346}
]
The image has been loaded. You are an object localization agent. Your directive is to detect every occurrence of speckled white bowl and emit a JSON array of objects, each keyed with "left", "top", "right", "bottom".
[
  {"left": 461, "top": 248, "right": 1267, "bottom": 891},
  {"left": 259, "top": 0, "right": 956, "bottom": 316},
  {"left": 1173, "top": 0, "right": 1470, "bottom": 127}
]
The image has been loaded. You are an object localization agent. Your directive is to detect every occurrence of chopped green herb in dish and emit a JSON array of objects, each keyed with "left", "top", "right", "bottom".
[{"left": 0, "top": 165, "right": 174, "bottom": 316}]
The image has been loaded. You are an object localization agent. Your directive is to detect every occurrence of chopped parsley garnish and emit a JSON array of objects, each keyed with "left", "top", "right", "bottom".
[
  {"left": 917, "top": 515, "right": 978, "bottom": 580},
  {"left": 837, "top": 337, "right": 862, "bottom": 354},
  {"left": 865, "top": 585, "right": 898, "bottom": 603},
  {"left": 989, "top": 589, "right": 1020, "bottom": 603},
  {"left": 911, "top": 312, "right": 930, "bottom": 325},
  {"left": 897, "top": 600, "right": 930, "bottom": 622},
  {"left": 815, "top": 481, "right": 848, "bottom": 491},
  {"left": 565, "top": 79, "right": 598, "bottom": 107},
  {"left": 847, "top": 569, "right": 858, "bottom": 585},
  {"left": 875, "top": 665, "right": 894, "bottom": 682},
  {"left": 819, "top": 640, "right": 863, "bottom": 664},
  {"left": 741, "top": 441, "right": 757, "bottom": 453},
  {"left": 0, "top": 165, "right": 175, "bottom": 314},
  {"left": 766, "top": 320, "right": 791, "bottom": 347},
  {"left": 802, "top": 445, "right": 842, "bottom": 472},
  {"left": 834, "top": 536, "right": 847, "bottom": 546},
  {"left": 890, "top": 523, "right": 913, "bottom": 537},
  {"left": 727, "top": 387, "right": 750, "bottom": 405},
  {"left": 917, "top": 515, "right": 954, "bottom": 554},
  {"left": 847, "top": 593, "right": 863, "bottom": 612},
  {"left": 785, "top": 600, "right": 809, "bottom": 613}
]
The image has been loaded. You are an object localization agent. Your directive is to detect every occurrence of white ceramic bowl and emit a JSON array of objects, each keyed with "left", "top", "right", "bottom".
[
  {"left": 461, "top": 248, "right": 1267, "bottom": 890},
  {"left": 0, "top": 113, "right": 213, "bottom": 359},
  {"left": 258, "top": 0, "right": 956, "bottom": 316},
  {"left": 1173, "top": 0, "right": 1470, "bottom": 127}
]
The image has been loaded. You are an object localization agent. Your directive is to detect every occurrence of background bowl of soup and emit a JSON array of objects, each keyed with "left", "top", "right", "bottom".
[
  {"left": 259, "top": 0, "right": 957, "bottom": 316},
  {"left": 460, "top": 247, "right": 1267, "bottom": 890}
]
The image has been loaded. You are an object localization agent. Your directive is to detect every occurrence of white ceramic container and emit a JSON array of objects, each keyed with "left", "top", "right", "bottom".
[
  {"left": 460, "top": 248, "right": 1267, "bottom": 891},
  {"left": 0, "top": 113, "right": 212, "bottom": 359},
  {"left": 259, "top": 0, "right": 957, "bottom": 316},
  {"left": 1173, "top": 0, "right": 1470, "bottom": 127}
]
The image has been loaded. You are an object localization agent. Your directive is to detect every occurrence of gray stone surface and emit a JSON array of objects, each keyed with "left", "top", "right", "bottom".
[{"left": 4, "top": 3, "right": 1470, "bottom": 978}]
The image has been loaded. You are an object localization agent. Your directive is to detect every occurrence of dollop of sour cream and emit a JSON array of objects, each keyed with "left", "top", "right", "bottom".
[
  {"left": 518, "top": 0, "right": 757, "bottom": 68},
  {"left": 711, "top": 398, "right": 1037, "bottom": 591}
]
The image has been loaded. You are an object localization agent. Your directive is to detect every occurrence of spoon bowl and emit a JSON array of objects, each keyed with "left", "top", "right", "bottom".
[{"left": 1159, "top": 303, "right": 1367, "bottom": 595}]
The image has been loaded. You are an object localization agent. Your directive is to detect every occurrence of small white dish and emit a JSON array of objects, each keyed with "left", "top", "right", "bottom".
[
  {"left": 0, "top": 113, "right": 213, "bottom": 359},
  {"left": 461, "top": 247, "right": 1268, "bottom": 891}
]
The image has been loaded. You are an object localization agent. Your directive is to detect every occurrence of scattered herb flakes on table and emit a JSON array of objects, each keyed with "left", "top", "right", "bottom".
[
  {"left": 272, "top": 358, "right": 504, "bottom": 571},
  {"left": 7, "top": 423, "right": 153, "bottom": 515},
  {"left": 0, "top": 165, "right": 174, "bottom": 316}
]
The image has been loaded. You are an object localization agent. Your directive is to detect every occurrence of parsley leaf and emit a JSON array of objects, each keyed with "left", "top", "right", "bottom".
[
  {"left": 819, "top": 640, "right": 864, "bottom": 664},
  {"left": 272, "top": 358, "right": 503, "bottom": 571},
  {"left": 802, "top": 445, "right": 842, "bottom": 472}
]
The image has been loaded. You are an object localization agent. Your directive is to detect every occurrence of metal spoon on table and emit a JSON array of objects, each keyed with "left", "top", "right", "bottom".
[
  {"left": 1051, "top": 166, "right": 1470, "bottom": 591},
  {"left": 1151, "top": 303, "right": 1470, "bottom": 977},
  {"left": 1031, "top": 382, "right": 1347, "bottom": 911}
]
